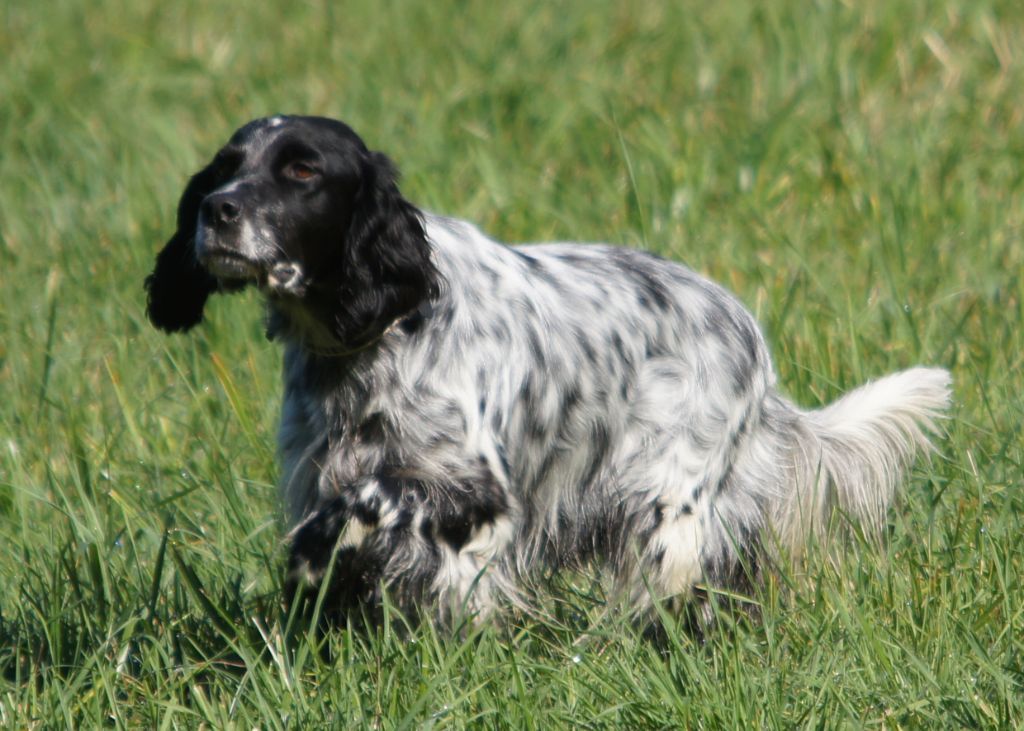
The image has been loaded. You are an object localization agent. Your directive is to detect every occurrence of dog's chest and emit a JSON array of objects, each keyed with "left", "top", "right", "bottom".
[{"left": 276, "top": 357, "right": 470, "bottom": 519}]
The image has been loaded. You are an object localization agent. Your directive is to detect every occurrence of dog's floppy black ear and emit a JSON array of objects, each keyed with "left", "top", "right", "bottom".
[
  {"left": 338, "top": 152, "right": 441, "bottom": 342},
  {"left": 144, "top": 162, "right": 221, "bottom": 333}
]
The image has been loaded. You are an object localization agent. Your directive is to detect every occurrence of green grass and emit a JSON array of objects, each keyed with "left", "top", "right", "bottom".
[{"left": 1, "top": 0, "right": 1022, "bottom": 726}]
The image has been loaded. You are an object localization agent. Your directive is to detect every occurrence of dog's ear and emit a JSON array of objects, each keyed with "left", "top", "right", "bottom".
[
  {"left": 337, "top": 152, "right": 440, "bottom": 342},
  {"left": 144, "top": 161, "right": 222, "bottom": 333}
]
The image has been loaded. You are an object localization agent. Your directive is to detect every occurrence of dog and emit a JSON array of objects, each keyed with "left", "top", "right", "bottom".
[{"left": 145, "top": 115, "right": 951, "bottom": 625}]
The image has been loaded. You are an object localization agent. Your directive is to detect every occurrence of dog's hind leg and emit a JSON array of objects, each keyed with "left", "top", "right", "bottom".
[{"left": 605, "top": 357, "right": 773, "bottom": 616}]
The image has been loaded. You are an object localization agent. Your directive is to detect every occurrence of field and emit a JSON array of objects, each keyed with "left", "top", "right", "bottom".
[{"left": 2, "top": 0, "right": 1023, "bottom": 727}]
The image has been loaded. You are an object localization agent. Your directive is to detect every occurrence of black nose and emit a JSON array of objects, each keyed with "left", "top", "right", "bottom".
[{"left": 202, "top": 192, "right": 242, "bottom": 227}]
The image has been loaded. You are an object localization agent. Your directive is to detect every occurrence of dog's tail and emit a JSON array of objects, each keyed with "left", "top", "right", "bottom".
[{"left": 770, "top": 367, "right": 952, "bottom": 552}]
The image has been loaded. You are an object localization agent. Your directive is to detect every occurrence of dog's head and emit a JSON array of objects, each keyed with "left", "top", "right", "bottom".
[{"left": 145, "top": 115, "right": 440, "bottom": 347}]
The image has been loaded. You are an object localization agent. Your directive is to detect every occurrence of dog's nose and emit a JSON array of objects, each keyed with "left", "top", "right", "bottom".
[{"left": 202, "top": 193, "right": 242, "bottom": 227}]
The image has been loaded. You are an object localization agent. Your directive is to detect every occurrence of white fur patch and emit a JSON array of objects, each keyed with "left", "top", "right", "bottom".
[{"left": 267, "top": 261, "right": 305, "bottom": 293}]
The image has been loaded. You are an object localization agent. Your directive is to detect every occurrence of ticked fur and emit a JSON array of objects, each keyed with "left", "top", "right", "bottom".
[
  {"left": 145, "top": 116, "right": 951, "bottom": 626},
  {"left": 275, "top": 215, "right": 948, "bottom": 622}
]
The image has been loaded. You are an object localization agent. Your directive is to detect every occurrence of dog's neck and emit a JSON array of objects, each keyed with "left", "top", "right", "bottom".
[{"left": 265, "top": 294, "right": 434, "bottom": 362}]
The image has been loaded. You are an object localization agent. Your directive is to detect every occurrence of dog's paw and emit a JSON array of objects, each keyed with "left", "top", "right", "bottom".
[{"left": 284, "top": 497, "right": 349, "bottom": 604}]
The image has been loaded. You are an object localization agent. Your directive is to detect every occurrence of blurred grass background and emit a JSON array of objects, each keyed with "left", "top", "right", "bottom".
[{"left": 1, "top": 0, "right": 1022, "bottom": 727}]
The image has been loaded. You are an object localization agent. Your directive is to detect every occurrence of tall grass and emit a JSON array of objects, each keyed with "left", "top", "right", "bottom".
[{"left": 1, "top": 0, "right": 1021, "bottom": 726}]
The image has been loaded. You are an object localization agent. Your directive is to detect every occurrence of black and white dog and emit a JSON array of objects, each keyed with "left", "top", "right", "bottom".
[{"left": 145, "top": 115, "right": 950, "bottom": 624}]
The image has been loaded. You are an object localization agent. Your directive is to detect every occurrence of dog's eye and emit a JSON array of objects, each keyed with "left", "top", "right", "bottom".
[{"left": 284, "top": 162, "right": 319, "bottom": 181}]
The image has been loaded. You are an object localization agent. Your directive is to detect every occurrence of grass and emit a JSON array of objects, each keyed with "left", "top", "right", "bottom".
[{"left": 1, "top": 0, "right": 1022, "bottom": 726}]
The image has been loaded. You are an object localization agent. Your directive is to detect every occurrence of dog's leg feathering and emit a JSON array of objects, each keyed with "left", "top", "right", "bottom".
[{"left": 285, "top": 474, "right": 517, "bottom": 626}]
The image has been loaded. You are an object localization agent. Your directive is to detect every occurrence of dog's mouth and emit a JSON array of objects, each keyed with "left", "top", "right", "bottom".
[
  {"left": 195, "top": 227, "right": 306, "bottom": 294},
  {"left": 198, "top": 248, "right": 263, "bottom": 280},
  {"left": 199, "top": 249, "right": 307, "bottom": 297}
]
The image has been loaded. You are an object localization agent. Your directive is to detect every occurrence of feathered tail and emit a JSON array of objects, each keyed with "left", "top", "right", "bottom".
[{"left": 772, "top": 367, "right": 952, "bottom": 552}]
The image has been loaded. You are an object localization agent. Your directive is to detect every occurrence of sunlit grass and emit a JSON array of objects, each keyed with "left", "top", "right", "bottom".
[{"left": 1, "top": 0, "right": 1022, "bottom": 726}]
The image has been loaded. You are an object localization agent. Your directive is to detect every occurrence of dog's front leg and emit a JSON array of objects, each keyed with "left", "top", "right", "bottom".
[
  {"left": 284, "top": 492, "right": 387, "bottom": 625},
  {"left": 285, "top": 473, "right": 515, "bottom": 626}
]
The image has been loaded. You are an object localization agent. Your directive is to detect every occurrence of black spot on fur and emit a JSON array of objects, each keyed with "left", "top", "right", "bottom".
[
  {"left": 287, "top": 496, "right": 349, "bottom": 574},
  {"left": 437, "top": 305, "right": 455, "bottom": 328},
  {"left": 652, "top": 502, "right": 665, "bottom": 529},
  {"left": 561, "top": 384, "right": 582, "bottom": 412},
  {"left": 515, "top": 251, "right": 559, "bottom": 285},
  {"left": 526, "top": 413, "right": 549, "bottom": 441},
  {"left": 376, "top": 475, "right": 406, "bottom": 503},
  {"left": 551, "top": 252, "right": 592, "bottom": 267},
  {"left": 579, "top": 422, "right": 610, "bottom": 488},
  {"left": 520, "top": 373, "right": 535, "bottom": 403},
  {"left": 434, "top": 478, "right": 510, "bottom": 551},
  {"left": 356, "top": 412, "right": 388, "bottom": 444},
  {"left": 713, "top": 459, "right": 737, "bottom": 497},
  {"left": 526, "top": 327, "right": 547, "bottom": 368},
  {"left": 612, "top": 250, "right": 672, "bottom": 312},
  {"left": 490, "top": 322, "right": 510, "bottom": 341},
  {"left": 579, "top": 336, "right": 597, "bottom": 366},
  {"left": 419, "top": 516, "right": 435, "bottom": 542},
  {"left": 479, "top": 262, "right": 500, "bottom": 285},
  {"left": 610, "top": 332, "right": 629, "bottom": 365},
  {"left": 352, "top": 496, "right": 380, "bottom": 525},
  {"left": 530, "top": 450, "right": 560, "bottom": 494},
  {"left": 436, "top": 510, "right": 473, "bottom": 550},
  {"left": 730, "top": 409, "right": 751, "bottom": 450},
  {"left": 738, "top": 320, "right": 760, "bottom": 371}
]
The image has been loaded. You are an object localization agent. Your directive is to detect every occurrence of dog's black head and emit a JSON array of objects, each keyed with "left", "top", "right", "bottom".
[{"left": 145, "top": 115, "right": 440, "bottom": 348}]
